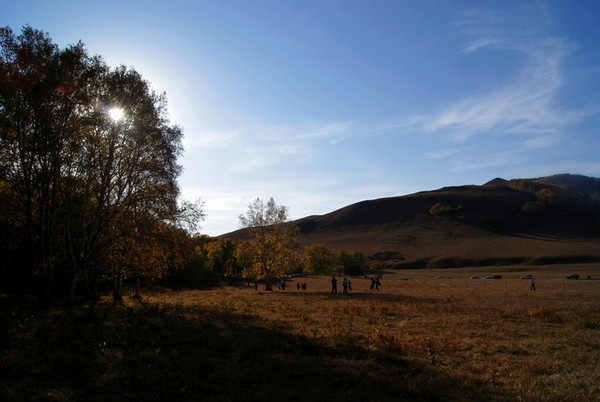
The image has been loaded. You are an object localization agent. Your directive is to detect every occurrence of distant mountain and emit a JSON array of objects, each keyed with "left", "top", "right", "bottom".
[{"left": 224, "top": 174, "right": 600, "bottom": 269}]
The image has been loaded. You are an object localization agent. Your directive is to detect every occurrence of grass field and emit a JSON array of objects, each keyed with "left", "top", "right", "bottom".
[{"left": 1, "top": 265, "right": 599, "bottom": 401}]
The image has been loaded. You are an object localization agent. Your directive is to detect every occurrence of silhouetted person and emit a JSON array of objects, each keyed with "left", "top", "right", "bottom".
[
  {"left": 370, "top": 277, "right": 375, "bottom": 290},
  {"left": 297, "top": 282, "right": 300, "bottom": 291},
  {"left": 331, "top": 276, "right": 338, "bottom": 294},
  {"left": 530, "top": 277, "right": 536, "bottom": 291},
  {"left": 342, "top": 278, "right": 348, "bottom": 294}
]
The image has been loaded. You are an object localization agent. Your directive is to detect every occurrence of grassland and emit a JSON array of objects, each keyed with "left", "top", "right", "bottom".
[{"left": 1, "top": 265, "right": 599, "bottom": 401}]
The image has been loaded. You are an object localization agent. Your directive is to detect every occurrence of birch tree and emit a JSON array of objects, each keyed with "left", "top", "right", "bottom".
[{"left": 237, "top": 197, "right": 298, "bottom": 290}]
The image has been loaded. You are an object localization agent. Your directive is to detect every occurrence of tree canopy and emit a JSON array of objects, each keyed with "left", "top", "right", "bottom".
[
  {"left": 237, "top": 197, "right": 298, "bottom": 290},
  {"left": 0, "top": 26, "right": 200, "bottom": 300},
  {"left": 304, "top": 243, "right": 337, "bottom": 275}
]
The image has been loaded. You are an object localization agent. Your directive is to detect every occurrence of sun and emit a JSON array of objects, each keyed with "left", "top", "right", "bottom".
[{"left": 108, "top": 107, "right": 124, "bottom": 121}]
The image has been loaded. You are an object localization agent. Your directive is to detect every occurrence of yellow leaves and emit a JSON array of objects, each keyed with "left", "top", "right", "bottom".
[{"left": 304, "top": 244, "right": 336, "bottom": 275}]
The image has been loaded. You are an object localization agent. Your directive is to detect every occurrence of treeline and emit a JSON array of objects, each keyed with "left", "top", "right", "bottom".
[
  {"left": 158, "top": 198, "right": 366, "bottom": 291},
  {"left": 157, "top": 237, "right": 366, "bottom": 290}
]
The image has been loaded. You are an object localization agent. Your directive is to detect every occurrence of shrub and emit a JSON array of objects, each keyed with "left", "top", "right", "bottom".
[
  {"left": 339, "top": 251, "right": 366, "bottom": 276},
  {"left": 429, "top": 203, "right": 464, "bottom": 216},
  {"left": 304, "top": 244, "right": 337, "bottom": 275}
]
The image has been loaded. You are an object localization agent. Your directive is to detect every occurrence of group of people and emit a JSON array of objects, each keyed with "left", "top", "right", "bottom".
[
  {"left": 369, "top": 275, "right": 382, "bottom": 291},
  {"left": 330, "top": 276, "right": 354, "bottom": 294},
  {"left": 278, "top": 280, "right": 308, "bottom": 291},
  {"left": 273, "top": 275, "right": 384, "bottom": 294},
  {"left": 275, "top": 274, "right": 537, "bottom": 293}
]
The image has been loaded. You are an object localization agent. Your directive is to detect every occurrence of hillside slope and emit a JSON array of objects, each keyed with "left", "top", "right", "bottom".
[
  {"left": 295, "top": 174, "right": 600, "bottom": 268},
  {"left": 226, "top": 174, "right": 600, "bottom": 269}
]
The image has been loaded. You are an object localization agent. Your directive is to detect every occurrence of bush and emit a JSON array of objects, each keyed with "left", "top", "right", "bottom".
[
  {"left": 339, "top": 251, "right": 366, "bottom": 276},
  {"left": 429, "top": 203, "right": 464, "bottom": 216}
]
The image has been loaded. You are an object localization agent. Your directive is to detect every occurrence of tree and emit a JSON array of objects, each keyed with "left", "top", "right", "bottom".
[
  {"left": 303, "top": 245, "right": 365, "bottom": 276},
  {"left": 202, "top": 238, "right": 238, "bottom": 284},
  {"left": 204, "top": 238, "right": 242, "bottom": 283},
  {"left": 155, "top": 234, "right": 211, "bottom": 290},
  {"left": 237, "top": 197, "right": 298, "bottom": 290},
  {"left": 0, "top": 26, "right": 103, "bottom": 298},
  {"left": 339, "top": 251, "right": 366, "bottom": 276},
  {"left": 64, "top": 63, "right": 185, "bottom": 299},
  {"left": 0, "top": 26, "right": 195, "bottom": 299},
  {"left": 304, "top": 244, "right": 337, "bottom": 275},
  {"left": 108, "top": 211, "right": 192, "bottom": 302}
]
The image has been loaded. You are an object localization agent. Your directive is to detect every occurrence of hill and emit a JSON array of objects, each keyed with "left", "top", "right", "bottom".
[
  {"left": 532, "top": 173, "right": 600, "bottom": 200},
  {"left": 225, "top": 174, "right": 600, "bottom": 269}
]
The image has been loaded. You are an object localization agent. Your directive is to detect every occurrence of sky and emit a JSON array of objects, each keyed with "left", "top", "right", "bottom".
[{"left": 3, "top": 0, "right": 600, "bottom": 235}]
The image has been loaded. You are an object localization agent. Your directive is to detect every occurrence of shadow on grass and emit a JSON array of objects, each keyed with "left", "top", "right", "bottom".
[{"left": 0, "top": 295, "right": 513, "bottom": 401}]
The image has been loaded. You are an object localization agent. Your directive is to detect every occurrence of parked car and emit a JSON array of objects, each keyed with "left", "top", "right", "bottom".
[
  {"left": 567, "top": 274, "right": 580, "bottom": 280},
  {"left": 470, "top": 276, "right": 482, "bottom": 279},
  {"left": 486, "top": 275, "right": 502, "bottom": 279},
  {"left": 520, "top": 275, "right": 533, "bottom": 279}
]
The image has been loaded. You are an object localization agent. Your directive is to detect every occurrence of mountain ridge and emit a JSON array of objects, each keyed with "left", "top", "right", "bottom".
[{"left": 223, "top": 174, "right": 600, "bottom": 269}]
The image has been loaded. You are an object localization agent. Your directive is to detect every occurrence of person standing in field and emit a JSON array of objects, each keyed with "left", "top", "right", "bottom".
[
  {"left": 331, "top": 276, "right": 338, "bottom": 294},
  {"left": 347, "top": 279, "right": 352, "bottom": 291},
  {"left": 342, "top": 278, "right": 348, "bottom": 294},
  {"left": 530, "top": 277, "right": 536, "bottom": 291}
]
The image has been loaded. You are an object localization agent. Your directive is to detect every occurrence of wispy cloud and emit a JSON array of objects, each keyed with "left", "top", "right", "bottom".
[
  {"left": 426, "top": 41, "right": 572, "bottom": 140},
  {"left": 409, "top": 7, "right": 584, "bottom": 143},
  {"left": 182, "top": 119, "right": 359, "bottom": 180},
  {"left": 297, "top": 121, "right": 354, "bottom": 143},
  {"left": 459, "top": 37, "right": 504, "bottom": 55},
  {"left": 426, "top": 149, "right": 460, "bottom": 160}
]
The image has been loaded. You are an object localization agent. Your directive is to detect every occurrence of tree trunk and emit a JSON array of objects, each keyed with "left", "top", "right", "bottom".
[
  {"left": 69, "top": 273, "right": 79, "bottom": 304},
  {"left": 133, "top": 274, "right": 141, "bottom": 299},
  {"left": 81, "top": 265, "right": 93, "bottom": 300},
  {"left": 44, "top": 259, "right": 54, "bottom": 302},
  {"left": 92, "top": 266, "right": 100, "bottom": 300},
  {"left": 113, "top": 266, "right": 123, "bottom": 303}
]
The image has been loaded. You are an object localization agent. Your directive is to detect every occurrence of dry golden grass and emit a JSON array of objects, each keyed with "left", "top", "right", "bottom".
[
  {"left": 2, "top": 265, "right": 599, "bottom": 401},
  {"left": 136, "top": 265, "right": 600, "bottom": 401}
]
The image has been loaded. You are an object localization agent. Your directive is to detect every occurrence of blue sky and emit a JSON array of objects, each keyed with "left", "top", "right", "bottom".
[{"left": 3, "top": 0, "right": 600, "bottom": 235}]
